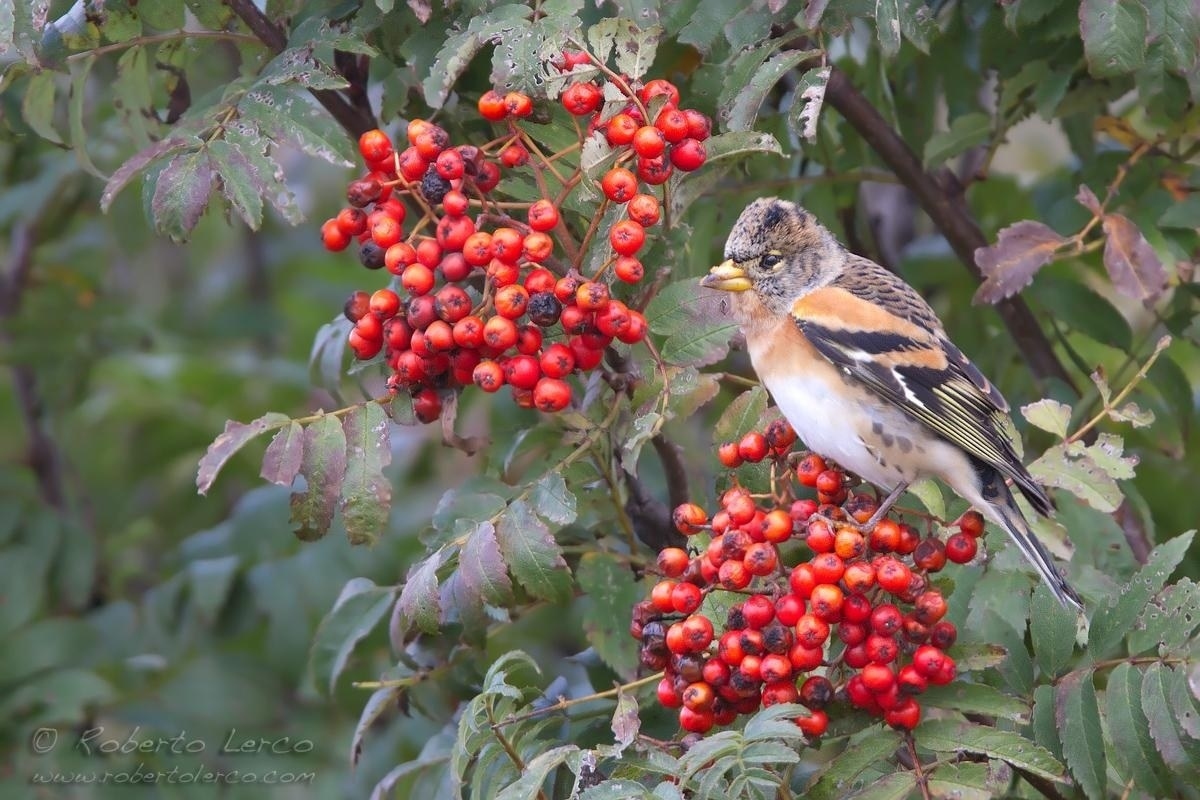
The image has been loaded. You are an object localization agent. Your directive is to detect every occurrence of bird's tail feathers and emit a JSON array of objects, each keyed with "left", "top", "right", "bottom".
[{"left": 988, "top": 488, "right": 1083, "bottom": 612}]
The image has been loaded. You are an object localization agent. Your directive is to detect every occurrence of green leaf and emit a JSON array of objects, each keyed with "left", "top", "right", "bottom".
[
  {"left": 459, "top": 521, "right": 514, "bottom": 606},
  {"left": 308, "top": 577, "right": 395, "bottom": 694},
  {"left": 916, "top": 720, "right": 1066, "bottom": 782},
  {"left": 610, "top": 20, "right": 662, "bottom": 80},
  {"left": 1081, "top": 0, "right": 1148, "bottom": 77},
  {"left": 1021, "top": 399, "right": 1071, "bottom": 439},
  {"left": 260, "top": 421, "right": 304, "bottom": 487},
  {"left": 21, "top": 70, "right": 64, "bottom": 145},
  {"left": 186, "top": 555, "right": 240, "bottom": 624},
  {"left": 806, "top": 727, "right": 902, "bottom": 800},
  {"left": 1028, "top": 442, "right": 1122, "bottom": 512},
  {"left": 644, "top": 278, "right": 739, "bottom": 367},
  {"left": 113, "top": 47, "right": 156, "bottom": 147},
  {"left": 920, "top": 682, "right": 1030, "bottom": 721},
  {"left": 0, "top": 619, "right": 96, "bottom": 686},
  {"left": 339, "top": 403, "right": 392, "bottom": 546},
  {"left": 844, "top": 771, "right": 916, "bottom": 800},
  {"left": 924, "top": 112, "right": 992, "bottom": 167},
  {"left": 905, "top": 478, "right": 945, "bottom": 520},
  {"left": 875, "top": 0, "right": 901, "bottom": 58},
  {"left": 1141, "top": 662, "right": 1195, "bottom": 769},
  {"left": 1030, "top": 583, "right": 1077, "bottom": 677},
  {"left": 1105, "top": 662, "right": 1170, "bottom": 795},
  {"left": 68, "top": 56, "right": 104, "bottom": 179},
  {"left": 224, "top": 124, "right": 303, "bottom": 224},
  {"left": 240, "top": 85, "right": 355, "bottom": 167},
  {"left": 577, "top": 552, "right": 642, "bottom": 678},
  {"left": 1088, "top": 531, "right": 1194, "bottom": 659},
  {"left": 621, "top": 411, "right": 663, "bottom": 474},
  {"left": 531, "top": 472, "right": 576, "bottom": 525},
  {"left": 290, "top": 413, "right": 349, "bottom": 541},
  {"left": 423, "top": 6, "right": 533, "bottom": 108},
  {"left": 353, "top": 685, "right": 403, "bottom": 766},
  {"left": 787, "top": 66, "right": 832, "bottom": 143},
  {"left": 262, "top": 47, "right": 349, "bottom": 91},
  {"left": 432, "top": 488, "right": 507, "bottom": 533},
  {"left": 1035, "top": 277, "right": 1133, "bottom": 351},
  {"left": 724, "top": 49, "right": 818, "bottom": 132},
  {"left": 100, "top": 0, "right": 142, "bottom": 42},
  {"left": 495, "top": 744, "right": 578, "bottom": 800},
  {"left": 208, "top": 138, "right": 266, "bottom": 229},
  {"left": 100, "top": 137, "right": 193, "bottom": 213},
  {"left": 1159, "top": 194, "right": 1200, "bottom": 229},
  {"left": 899, "top": 0, "right": 937, "bottom": 53},
  {"left": 1055, "top": 668, "right": 1105, "bottom": 799},
  {"left": 1129, "top": 577, "right": 1200, "bottom": 655},
  {"left": 926, "top": 762, "right": 1010, "bottom": 800},
  {"left": 151, "top": 148, "right": 216, "bottom": 242},
  {"left": 395, "top": 549, "right": 444, "bottom": 635},
  {"left": 714, "top": 386, "right": 768, "bottom": 445},
  {"left": 0, "top": 668, "right": 115, "bottom": 727},
  {"left": 1031, "top": 684, "right": 1063, "bottom": 759},
  {"left": 138, "top": 0, "right": 185, "bottom": 29},
  {"left": 196, "top": 412, "right": 290, "bottom": 494},
  {"left": 495, "top": 499, "right": 570, "bottom": 603}
]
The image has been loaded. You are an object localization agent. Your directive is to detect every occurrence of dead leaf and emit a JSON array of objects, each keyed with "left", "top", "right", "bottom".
[
  {"left": 1076, "top": 184, "right": 1102, "bottom": 215},
  {"left": 973, "top": 220, "right": 1067, "bottom": 304},
  {"left": 1101, "top": 213, "right": 1168, "bottom": 306}
]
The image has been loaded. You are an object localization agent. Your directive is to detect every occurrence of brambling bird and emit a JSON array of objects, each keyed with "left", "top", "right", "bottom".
[{"left": 700, "top": 198, "right": 1083, "bottom": 611}]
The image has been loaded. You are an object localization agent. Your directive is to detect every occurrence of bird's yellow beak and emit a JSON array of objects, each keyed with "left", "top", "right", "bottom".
[{"left": 700, "top": 260, "right": 752, "bottom": 292}]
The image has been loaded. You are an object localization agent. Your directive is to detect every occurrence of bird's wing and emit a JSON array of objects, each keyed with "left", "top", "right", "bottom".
[{"left": 790, "top": 258, "right": 1051, "bottom": 515}]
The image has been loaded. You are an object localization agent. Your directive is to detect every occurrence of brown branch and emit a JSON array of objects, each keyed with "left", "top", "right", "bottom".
[
  {"left": 225, "top": 0, "right": 376, "bottom": 137},
  {"left": 823, "top": 66, "right": 1076, "bottom": 393}
]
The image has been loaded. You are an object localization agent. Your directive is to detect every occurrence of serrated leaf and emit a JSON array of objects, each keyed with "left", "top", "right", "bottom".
[
  {"left": 924, "top": 112, "right": 992, "bottom": 167},
  {"left": 724, "top": 49, "right": 818, "bottom": 132},
  {"left": 1035, "top": 276, "right": 1132, "bottom": 351},
  {"left": 531, "top": 472, "right": 576, "bottom": 525},
  {"left": 433, "top": 488, "right": 507, "bottom": 533},
  {"left": 920, "top": 682, "right": 1030, "bottom": 721},
  {"left": 423, "top": 6, "right": 533, "bottom": 108},
  {"left": 610, "top": 687, "right": 640, "bottom": 756},
  {"left": 495, "top": 744, "right": 578, "bottom": 800},
  {"left": 1031, "top": 684, "right": 1063, "bottom": 758},
  {"left": 1102, "top": 213, "right": 1168, "bottom": 306},
  {"left": 916, "top": 720, "right": 1065, "bottom": 782},
  {"left": 22, "top": 70, "right": 63, "bottom": 145},
  {"left": 395, "top": 549, "right": 444, "bottom": 635},
  {"left": 875, "top": 0, "right": 901, "bottom": 57},
  {"left": 1130, "top": 577, "right": 1200, "bottom": 655},
  {"left": 353, "top": 685, "right": 403, "bottom": 766},
  {"left": 610, "top": 20, "right": 661, "bottom": 80},
  {"left": 339, "top": 403, "right": 392, "bottom": 546},
  {"left": 224, "top": 124, "right": 303, "bottom": 224},
  {"left": 644, "top": 278, "right": 739, "bottom": 367},
  {"left": 151, "top": 147, "right": 215, "bottom": 242},
  {"left": 1088, "top": 531, "right": 1194, "bottom": 658},
  {"left": 1081, "top": 0, "right": 1148, "bottom": 77},
  {"left": 788, "top": 66, "right": 831, "bottom": 143},
  {"left": 208, "top": 139, "right": 265, "bottom": 229},
  {"left": 1028, "top": 443, "right": 1122, "bottom": 512},
  {"left": 309, "top": 578, "right": 394, "bottom": 694},
  {"left": 1110, "top": 401, "right": 1154, "bottom": 427},
  {"left": 973, "top": 220, "right": 1066, "bottom": 304},
  {"left": 290, "top": 413, "right": 348, "bottom": 541},
  {"left": 1142, "top": 662, "right": 1194, "bottom": 768},
  {"left": 459, "top": 521, "right": 513, "bottom": 605},
  {"left": 714, "top": 386, "right": 768, "bottom": 445},
  {"left": 101, "top": 137, "right": 193, "bottom": 213},
  {"left": 240, "top": 85, "right": 355, "bottom": 167},
  {"left": 496, "top": 499, "right": 570, "bottom": 603},
  {"left": 905, "top": 478, "right": 945, "bottom": 520},
  {"left": 926, "top": 762, "right": 1009, "bottom": 800},
  {"left": 1168, "top": 662, "right": 1200, "bottom": 739},
  {"left": 262, "top": 47, "right": 349, "bottom": 91},
  {"left": 806, "top": 727, "right": 902, "bottom": 800},
  {"left": 196, "top": 412, "right": 289, "bottom": 494},
  {"left": 1030, "top": 583, "right": 1077, "bottom": 677},
  {"left": 260, "top": 421, "right": 304, "bottom": 486},
  {"left": 621, "top": 411, "right": 662, "bottom": 474},
  {"left": 1021, "top": 399, "right": 1071, "bottom": 439},
  {"left": 576, "top": 552, "right": 639, "bottom": 677},
  {"left": 1055, "top": 668, "right": 1105, "bottom": 799},
  {"left": 1066, "top": 434, "right": 1137, "bottom": 481},
  {"left": 845, "top": 772, "right": 916, "bottom": 800},
  {"left": 1105, "top": 662, "right": 1170, "bottom": 795}
]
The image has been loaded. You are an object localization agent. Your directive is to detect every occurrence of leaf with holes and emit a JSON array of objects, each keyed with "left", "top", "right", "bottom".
[
  {"left": 1081, "top": 0, "right": 1148, "bottom": 77},
  {"left": 423, "top": 6, "right": 533, "bottom": 108},
  {"left": 240, "top": 85, "right": 355, "bottom": 167},
  {"left": 973, "top": 220, "right": 1067, "bottom": 304},
  {"left": 788, "top": 66, "right": 831, "bottom": 143},
  {"left": 339, "top": 403, "right": 392, "bottom": 546},
  {"left": 1029, "top": 443, "right": 1122, "bottom": 512},
  {"left": 208, "top": 139, "right": 266, "bottom": 229},
  {"left": 495, "top": 499, "right": 570, "bottom": 603},
  {"left": 875, "top": 0, "right": 902, "bottom": 57},
  {"left": 725, "top": 50, "right": 819, "bottom": 132},
  {"left": 290, "top": 413, "right": 348, "bottom": 541},
  {"left": 196, "top": 412, "right": 289, "bottom": 495},
  {"left": 1141, "top": 662, "right": 1196, "bottom": 769},
  {"left": 260, "top": 421, "right": 304, "bottom": 487},
  {"left": 610, "top": 19, "right": 661, "bottom": 80},
  {"left": 1106, "top": 662, "right": 1171, "bottom": 795},
  {"left": 151, "top": 148, "right": 216, "bottom": 242},
  {"left": 1102, "top": 213, "right": 1168, "bottom": 306},
  {"left": 1129, "top": 577, "right": 1200, "bottom": 655}
]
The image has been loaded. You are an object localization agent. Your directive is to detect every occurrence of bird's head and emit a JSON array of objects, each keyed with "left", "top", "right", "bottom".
[{"left": 700, "top": 198, "right": 845, "bottom": 315}]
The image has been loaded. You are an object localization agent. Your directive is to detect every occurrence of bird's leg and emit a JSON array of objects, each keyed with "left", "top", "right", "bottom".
[{"left": 854, "top": 481, "right": 910, "bottom": 532}]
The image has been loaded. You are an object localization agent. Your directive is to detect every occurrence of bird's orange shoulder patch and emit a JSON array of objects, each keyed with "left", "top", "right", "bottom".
[{"left": 791, "top": 286, "right": 931, "bottom": 342}]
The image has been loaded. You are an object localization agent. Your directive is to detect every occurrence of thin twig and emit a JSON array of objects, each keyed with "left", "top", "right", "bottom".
[{"left": 492, "top": 671, "right": 663, "bottom": 729}]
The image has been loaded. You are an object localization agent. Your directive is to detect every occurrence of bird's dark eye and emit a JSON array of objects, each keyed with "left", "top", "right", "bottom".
[{"left": 762, "top": 253, "right": 782, "bottom": 269}]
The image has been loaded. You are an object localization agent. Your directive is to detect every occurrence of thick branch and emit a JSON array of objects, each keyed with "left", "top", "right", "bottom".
[
  {"left": 225, "top": 0, "right": 376, "bottom": 137},
  {"left": 823, "top": 67, "right": 1075, "bottom": 393}
]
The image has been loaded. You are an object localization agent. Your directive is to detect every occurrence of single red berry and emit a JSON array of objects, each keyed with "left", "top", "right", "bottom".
[
  {"left": 412, "top": 388, "right": 442, "bottom": 423},
  {"left": 606, "top": 113, "right": 639, "bottom": 146},
  {"left": 669, "top": 138, "right": 707, "bottom": 171},
  {"left": 600, "top": 167, "right": 638, "bottom": 203},
  {"left": 478, "top": 90, "right": 507, "bottom": 120},
  {"left": 717, "top": 442, "right": 742, "bottom": 468},
  {"left": 614, "top": 255, "right": 645, "bottom": 283},
  {"left": 639, "top": 79, "right": 680, "bottom": 107},
  {"left": 672, "top": 503, "right": 708, "bottom": 535},
  {"left": 930, "top": 620, "right": 957, "bottom": 650},
  {"left": 561, "top": 81, "right": 603, "bottom": 115},
  {"left": 609, "top": 219, "right": 646, "bottom": 256},
  {"left": 671, "top": 581, "right": 703, "bottom": 615},
  {"left": 632, "top": 125, "right": 666, "bottom": 158},
  {"left": 946, "top": 532, "right": 978, "bottom": 563},
  {"left": 796, "top": 709, "right": 828, "bottom": 738},
  {"left": 795, "top": 454, "right": 827, "bottom": 487},
  {"left": 959, "top": 510, "right": 986, "bottom": 538},
  {"left": 885, "top": 697, "right": 922, "bottom": 730},
  {"left": 636, "top": 153, "right": 672, "bottom": 185},
  {"left": 738, "top": 432, "right": 769, "bottom": 463},
  {"left": 913, "top": 537, "right": 948, "bottom": 572},
  {"left": 343, "top": 290, "right": 371, "bottom": 322}
]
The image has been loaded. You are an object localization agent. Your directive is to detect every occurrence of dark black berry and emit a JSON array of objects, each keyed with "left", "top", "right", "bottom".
[
  {"left": 420, "top": 167, "right": 451, "bottom": 204},
  {"left": 526, "top": 291, "right": 562, "bottom": 326},
  {"left": 359, "top": 242, "right": 386, "bottom": 270}
]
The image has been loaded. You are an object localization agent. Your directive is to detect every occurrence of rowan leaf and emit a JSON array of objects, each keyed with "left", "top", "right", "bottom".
[
  {"left": 240, "top": 85, "right": 355, "bottom": 167},
  {"left": 208, "top": 138, "right": 265, "bottom": 229},
  {"left": 1080, "top": 0, "right": 1148, "bottom": 77},
  {"left": 1028, "top": 443, "right": 1122, "bottom": 512},
  {"left": 531, "top": 472, "right": 576, "bottom": 525},
  {"left": 151, "top": 148, "right": 216, "bottom": 242},
  {"left": 395, "top": 549, "right": 444, "bottom": 635},
  {"left": 916, "top": 720, "right": 1065, "bottom": 782},
  {"left": 714, "top": 386, "right": 768, "bottom": 445},
  {"left": 1105, "top": 662, "right": 1170, "bottom": 795},
  {"left": 459, "top": 521, "right": 513, "bottom": 606},
  {"left": 196, "top": 412, "right": 290, "bottom": 494},
  {"left": 875, "top": 0, "right": 901, "bottom": 58},
  {"left": 577, "top": 552, "right": 640, "bottom": 677},
  {"left": 308, "top": 577, "right": 395, "bottom": 694},
  {"left": 260, "top": 421, "right": 304, "bottom": 487},
  {"left": 290, "top": 413, "right": 348, "bottom": 541},
  {"left": 644, "top": 278, "right": 739, "bottom": 367},
  {"left": 787, "top": 66, "right": 831, "bottom": 143},
  {"left": 973, "top": 220, "right": 1067, "bottom": 304},
  {"left": 1055, "top": 668, "right": 1105, "bottom": 799},
  {"left": 339, "top": 403, "right": 392, "bottom": 546},
  {"left": 924, "top": 112, "right": 992, "bottom": 167},
  {"left": 1142, "top": 662, "right": 1195, "bottom": 769},
  {"left": 495, "top": 499, "right": 570, "bottom": 603},
  {"left": 1021, "top": 399, "right": 1071, "bottom": 439}
]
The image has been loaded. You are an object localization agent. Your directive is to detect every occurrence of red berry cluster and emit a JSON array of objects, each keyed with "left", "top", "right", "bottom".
[
  {"left": 630, "top": 420, "right": 987, "bottom": 736},
  {"left": 320, "top": 53, "right": 710, "bottom": 423}
]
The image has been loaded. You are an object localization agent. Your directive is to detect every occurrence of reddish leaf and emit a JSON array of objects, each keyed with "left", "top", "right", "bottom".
[
  {"left": 151, "top": 149, "right": 216, "bottom": 242},
  {"left": 973, "top": 220, "right": 1067, "bottom": 304},
  {"left": 260, "top": 421, "right": 304, "bottom": 486},
  {"left": 495, "top": 499, "right": 571, "bottom": 603},
  {"left": 1102, "top": 213, "right": 1168, "bottom": 306},
  {"left": 101, "top": 137, "right": 192, "bottom": 213},
  {"left": 339, "top": 403, "right": 392, "bottom": 546},
  {"left": 458, "top": 521, "right": 513, "bottom": 605},
  {"left": 196, "top": 412, "right": 289, "bottom": 495},
  {"left": 1076, "top": 184, "right": 1102, "bottom": 215},
  {"left": 394, "top": 549, "right": 444, "bottom": 637},
  {"left": 290, "top": 413, "right": 347, "bottom": 541}
]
